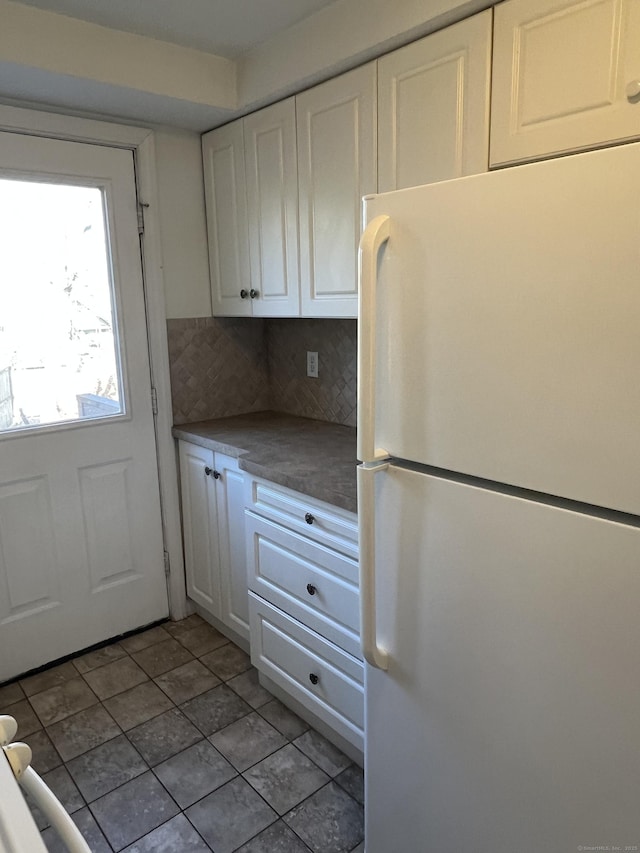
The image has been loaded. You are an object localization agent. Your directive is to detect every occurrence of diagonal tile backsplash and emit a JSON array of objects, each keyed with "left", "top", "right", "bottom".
[{"left": 167, "top": 317, "right": 357, "bottom": 427}]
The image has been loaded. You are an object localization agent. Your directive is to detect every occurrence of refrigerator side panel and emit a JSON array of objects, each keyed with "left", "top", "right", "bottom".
[
  {"left": 366, "top": 142, "right": 640, "bottom": 515},
  {"left": 365, "top": 465, "right": 640, "bottom": 853}
]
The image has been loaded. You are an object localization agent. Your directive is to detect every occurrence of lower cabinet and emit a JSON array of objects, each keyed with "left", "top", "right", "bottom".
[
  {"left": 244, "top": 474, "right": 363, "bottom": 757},
  {"left": 178, "top": 440, "right": 249, "bottom": 644}
]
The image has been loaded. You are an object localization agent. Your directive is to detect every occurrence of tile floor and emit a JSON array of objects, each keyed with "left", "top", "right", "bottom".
[{"left": 0, "top": 614, "right": 364, "bottom": 853}]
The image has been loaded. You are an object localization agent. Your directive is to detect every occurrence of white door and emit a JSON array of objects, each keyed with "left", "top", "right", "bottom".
[
  {"left": 215, "top": 453, "right": 249, "bottom": 641},
  {"left": 365, "top": 464, "right": 640, "bottom": 852},
  {"left": 202, "top": 120, "right": 252, "bottom": 316},
  {"left": 491, "top": 0, "right": 640, "bottom": 165},
  {"left": 378, "top": 10, "right": 492, "bottom": 192},
  {"left": 0, "top": 132, "right": 168, "bottom": 681},
  {"left": 363, "top": 142, "right": 640, "bottom": 515},
  {"left": 244, "top": 99, "right": 300, "bottom": 317},
  {"left": 297, "top": 63, "right": 376, "bottom": 318}
]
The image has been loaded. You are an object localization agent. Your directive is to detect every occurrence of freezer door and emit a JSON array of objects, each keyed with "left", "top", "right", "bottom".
[
  {"left": 365, "top": 464, "right": 640, "bottom": 853},
  {"left": 361, "top": 142, "right": 640, "bottom": 514}
]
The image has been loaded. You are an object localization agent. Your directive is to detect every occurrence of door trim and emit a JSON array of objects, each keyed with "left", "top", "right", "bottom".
[{"left": 0, "top": 102, "right": 187, "bottom": 620}]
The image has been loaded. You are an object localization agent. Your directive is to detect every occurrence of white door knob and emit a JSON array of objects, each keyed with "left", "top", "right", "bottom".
[{"left": 625, "top": 80, "right": 640, "bottom": 101}]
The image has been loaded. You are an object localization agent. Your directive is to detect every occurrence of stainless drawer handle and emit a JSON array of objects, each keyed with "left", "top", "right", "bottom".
[
  {"left": 309, "top": 673, "right": 319, "bottom": 686},
  {"left": 304, "top": 512, "right": 315, "bottom": 525},
  {"left": 306, "top": 583, "right": 317, "bottom": 596}
]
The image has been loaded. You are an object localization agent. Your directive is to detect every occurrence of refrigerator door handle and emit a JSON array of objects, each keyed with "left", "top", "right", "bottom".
[
  {"left": 357, "top": 213, "right": 391, "bottom": 464},
  {"left": 358, "top": 463, "right": 389, "bottom": 670}
]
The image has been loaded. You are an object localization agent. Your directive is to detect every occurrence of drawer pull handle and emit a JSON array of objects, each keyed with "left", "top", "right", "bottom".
[
  {"left": 306, "top": 583, "right": 317, "bottom": 596},
  {"left": 309, "top": 673, "right": 319, "bottom": 686},
  {"left": 304, "top": 512, "right": 315, "bottom": 525}
]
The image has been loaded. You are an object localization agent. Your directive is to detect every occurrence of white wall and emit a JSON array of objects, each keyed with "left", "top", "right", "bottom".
[{"left": 153, "top": 128, "right": 212, "bottom": 319}]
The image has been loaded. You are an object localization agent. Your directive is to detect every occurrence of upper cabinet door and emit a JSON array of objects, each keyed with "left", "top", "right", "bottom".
[
  {"left": 297, "top": 63, "right": 376, "bottom": 318},
  {"left": 378, "top": 11, "right": 492, "bottom": 193},
  {"left": 202, "top": 121, "right": 252, "bottom": 317},
  {"left": 244, "top": 99, "right": 300, "bottom": 317},
  {"left": 491, "top": 0, "right": 640, "bottom": 165}
]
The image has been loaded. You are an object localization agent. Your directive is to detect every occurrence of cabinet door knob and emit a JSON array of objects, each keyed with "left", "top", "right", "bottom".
[
  {"left": 204, "top": 465, "right": 212, "bottom": 476},
  {"left": 626, "top": 80, "right": 640, "bottom": 101},
  {"left": 309, "top": 673, "right": 319, "bottom": 685},
  {"left": 240, "top": 289, "right": 248, "bottom": 299},
  {"left": 304, "top": 512, "right": 315, "bottom": 525},
  {"left": 306, "top": 583, "right": 317, "bottom": 596},
  {"left": 249, "top": 288, "right": 259, "bottom": 299},
  {"left": 213, "top": 470, "right": 221, "bottom": 480}
]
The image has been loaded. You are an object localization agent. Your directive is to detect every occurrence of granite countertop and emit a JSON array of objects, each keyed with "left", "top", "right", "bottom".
[{"left": 172, "top": 411, "right": 358, "bottom": 514}]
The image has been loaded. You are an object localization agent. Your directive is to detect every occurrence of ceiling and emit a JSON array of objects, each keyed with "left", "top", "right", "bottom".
[{"left": 10, "top": 0, "right": 343, "bottom": 57}]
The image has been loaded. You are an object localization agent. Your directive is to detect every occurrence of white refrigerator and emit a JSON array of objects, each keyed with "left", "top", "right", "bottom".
[{"left": 357, "top": 142, "right": 640, "bottom": 853}]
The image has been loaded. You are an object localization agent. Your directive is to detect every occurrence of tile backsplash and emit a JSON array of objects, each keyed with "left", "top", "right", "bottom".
[{"left": 167, "top": 317, "right": 357, "bottom": 427}]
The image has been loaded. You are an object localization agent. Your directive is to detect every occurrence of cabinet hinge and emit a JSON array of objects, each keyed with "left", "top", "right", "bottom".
[
  {"left": 137, "top": 201, "right": 149, "bottom": 235},
  {"left": 163, "top": 550, "right": 171, "bottom": 577},
  {"left": 151, "top": 387, "right": 158, "bottom": 415}
]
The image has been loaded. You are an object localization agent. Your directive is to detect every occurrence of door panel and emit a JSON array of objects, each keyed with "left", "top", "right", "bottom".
[
  {"left": 0, "top": 132, "right": 168, "bottom": 680},
  {"left": 366, "top": 142, "right": 640, "bottom": 515}
]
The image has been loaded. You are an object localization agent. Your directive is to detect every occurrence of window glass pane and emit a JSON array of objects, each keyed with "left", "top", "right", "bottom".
[{"left": 0, "top": 179, "right": 123, "bottom": 432}]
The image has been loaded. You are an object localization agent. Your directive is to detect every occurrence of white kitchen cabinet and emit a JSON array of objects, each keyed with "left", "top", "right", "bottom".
[
  {"left": 491, "top": 0, "right": 640, "bottom": 165},
  {"left": 178, "top": 441, "right": 249, "bottom": 643},
  {"left": 244, "top": 474, "right": 363, "bottom": 756},
  {"left": 297, "top": 63, "right": 376, "bottom": 317},
  {"left": 202, "top": 120, "right": 252, "bottom": 317},
  {"left": 243, "top": 98, "right": 300, "bottom": 317},
  {"left": 378, "top": 10, "right": 492, "bottom": 192}
]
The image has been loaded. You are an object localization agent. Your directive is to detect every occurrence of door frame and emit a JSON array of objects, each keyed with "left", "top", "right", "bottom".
[{"left": 0, "top": 102, "right": 188, "bottom": 620}]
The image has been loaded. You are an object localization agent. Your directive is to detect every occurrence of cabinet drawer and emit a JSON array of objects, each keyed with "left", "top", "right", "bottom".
[
  {"left": 244, "top": 475, "right": 358, "bottom": 559},
  {"left": 246, "top": 511, "right": 360, "bottom": 659},
  {"left": 249, "top": 594, "right": 364, "bottom": 751}
]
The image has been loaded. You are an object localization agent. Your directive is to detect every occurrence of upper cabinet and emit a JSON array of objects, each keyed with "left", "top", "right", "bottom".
[
  {"left": 490, "top": 0, "right": 640, "bottom": 165},
  {"left": 202, "top": 121, "right": 251, "bottom": 317},
  {"left": 378, "top": 10, "right": 493, "bottom": 192},
  {"left": 244, "top": 99, "right": 300, "bottom": 317},
  {"left": 297, "top": 63, "right": 376, "bottom": 318}
]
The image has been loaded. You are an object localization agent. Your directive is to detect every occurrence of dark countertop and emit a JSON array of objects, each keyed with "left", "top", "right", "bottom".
[{"left": 172, "top": 411, "right": 358, "bottom": 514}]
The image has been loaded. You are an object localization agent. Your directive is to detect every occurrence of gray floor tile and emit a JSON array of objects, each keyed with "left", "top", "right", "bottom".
[
  {"left": 186, "top": 776, "right": 277, "bottom": 853},
  {"left": 28, "top": 729, "right": 62, "bottom": 773},
  {"left": 0, "top": 680, "right": 24, "bottom": 707},
  {"left": 153, "top": 739, "right": 236, "bottom": 808},
  {"left": 210, "top": 711, "right": 287, "bottom": 772},
  {"left": 66, "top": 733, "right": 148, "bottom": 801},
  {"left": 20, "top": 661, "right": 79, "bottom": 698},
  {"left": 46, "top": 704, "right": 121, "bottom": 761},
  {"left": 258, "top": 699, "right": 309, "bottom": 740},
  {"left": 38, "top": 765, "right": 85, "bottom": 826},
  {"left": 128, "top": 707, "right": 203, "bottom": 765},
  {"left": 121, "top": 813, "right": 210, "bottom": 852},
  {"left": 243, "top": 744, "right": 329, "bottom": 815},
  {"left": 293, "top": 731, "right": 351, "bottom": 777},
  {"left": 228, "top": 668, "right": 273, "bottom": 709},
  {"left": 200, "top": 644, "right": 250, "bottom": 681},
  {"left": 284, "top": 782, "right": 364, "bottom": 853},
  {"left": 132, "top": 638, "right": 194, "bottom": 677},
  {"left": 91, "top": 771, "right": 179, "bottom": 851},
  {"left": 29, "top": 677, "right": 98, "bottom": 727},
  {"left": 235, "top": 820, "right": 312, "bottom": 852},
  {"left": 334, "top": 765, "right": 364, "bottom": 806},
  {"left": 180, "top": 684, "right": 252, "bottom": 736},
  {"left": 40, "top": 806, "right": 111, "bottom": 853},
  {"left": 154, "top": 659, "right": 220, "bottom": 704},
  {"left": 163, "top": 613, "right": 205, "bottom": 639},
  {"left": 173, "top": 622, "right": 229, "bottom": 656},
  {"left": 5, "top": 698, "right": 42, "bottom": 737},
  {"left": 120, "top": 625, "right": 172, "bottom": 654},
  {"left": 82, "top": 656, "right": 148, "bottom": 700},
  {"left": 73, "top": 643, "right": 128, "bottom": 674},
  {"left": 103, "top": 680, "right": 174, "bottom": 731}
]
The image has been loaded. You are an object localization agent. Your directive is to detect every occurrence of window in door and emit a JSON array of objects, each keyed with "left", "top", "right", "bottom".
[{"left": 0, "top": 178, "right": 123, "bottom": 432}]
